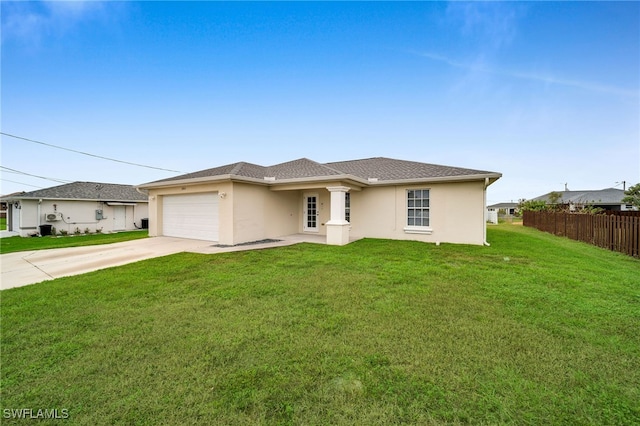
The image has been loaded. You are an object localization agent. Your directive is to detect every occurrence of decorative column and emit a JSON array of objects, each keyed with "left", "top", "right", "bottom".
[{"left": 325, "top": 186, "right": 350, "bottom": 246}]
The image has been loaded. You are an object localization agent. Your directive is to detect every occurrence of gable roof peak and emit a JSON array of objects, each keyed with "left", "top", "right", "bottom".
[{"left": 266, "top": 157, "right": 342, "bottom": 179}]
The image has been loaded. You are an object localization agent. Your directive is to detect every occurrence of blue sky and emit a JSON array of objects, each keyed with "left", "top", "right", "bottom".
[{"left": 2, "top": 1, "right": 638, "bottom": 203}]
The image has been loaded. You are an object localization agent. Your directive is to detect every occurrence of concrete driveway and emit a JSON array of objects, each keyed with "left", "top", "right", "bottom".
[
  {"left": 0, "top": 237, "right": 214, "bottom": 290},
  {"left": 0, "top": 235, "right": 329, "bottom": 290}
]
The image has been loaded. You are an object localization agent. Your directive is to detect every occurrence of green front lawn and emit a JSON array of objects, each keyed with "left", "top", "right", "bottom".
[
  {"left": 1, "top": 225, "right": 638, "bottom": 424},
  {"left": 0, "top": 230, "right": 148, "bottom": 254}
]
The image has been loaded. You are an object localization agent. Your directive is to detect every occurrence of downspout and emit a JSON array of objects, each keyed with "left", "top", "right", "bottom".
[
  {"left": 136, "top": 187, "right": 151, "bottom": 233},
  {"left": 483, "top": 178, "right": 490, "bottom": 246},
  {"left": 37, "top": 199, "right": 42, "bottom": 234}
]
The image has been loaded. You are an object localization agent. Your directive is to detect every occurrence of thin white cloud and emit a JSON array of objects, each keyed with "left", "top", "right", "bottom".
[
  {"left": 444, "top": 2, "right": 525, "bottom": 50},
  {"left": 414, "top": 51, "right": 639, "bottom": 98},
  {"left": 1, "top": 1, "right": 117, "bottom": 46}
]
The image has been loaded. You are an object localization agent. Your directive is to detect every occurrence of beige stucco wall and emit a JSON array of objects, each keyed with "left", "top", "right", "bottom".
[
  {"left": 13, "top": 199, "right": 148, "bottom": 237},
  {"left": 232, "top": 182, "right": 300, "bottom": 245},
  {"left": 233, "top": 186, "right": 335, "bottom": 243},
  {"left": 146, "top": 181, "right": 232, "bottom": 242},
  {"left": 146, "top": 178, "right": 488, "bottom": 246},
  {"left": 350, "top": 181, "right": 487, "bottom": 245},
  {"left": 148, "top": 182, "right": 340, "bottom": 244}
]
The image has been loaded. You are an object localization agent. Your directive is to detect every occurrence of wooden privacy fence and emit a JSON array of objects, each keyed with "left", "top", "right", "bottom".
[{"left": 523, "top": 211, "right": 640, "bottom": 258}]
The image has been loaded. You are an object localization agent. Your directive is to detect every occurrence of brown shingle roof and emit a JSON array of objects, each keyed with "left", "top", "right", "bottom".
[
  {"left": 325, "top": 157, "right": 494, "bottom": 180},
  {"left": 266, "top": 158, "right": 342, "bottom": 179},
  {"left": 142, "top": 157, "right": 499, "bottom": 186},
  {"left": 7, "top": 182, "right": 148, "bottom": 202},
  {"left": 150, "top": 162, "right": 267, "bottom": 184}
]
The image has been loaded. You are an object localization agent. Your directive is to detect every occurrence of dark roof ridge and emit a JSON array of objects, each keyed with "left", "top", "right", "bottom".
[
  {"left": 229, "top": 161, "right": 267, "bottom": 177},
  {"left": 265, "top": 157, "right": 343, "bottom": 179},
  {"left": 229, "top": 162, "right": 247, "bottom": 175}
]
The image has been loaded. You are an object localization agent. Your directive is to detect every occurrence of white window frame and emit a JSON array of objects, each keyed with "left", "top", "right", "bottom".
[
  {"left": 303, "top": 193, "right": 319, "bottom": 232},
  {"left": 345, "top": 192, "right": 351, "bottom": 223},
  {"left": 404, "top": 188, "right": 432, "bottom": 235}
]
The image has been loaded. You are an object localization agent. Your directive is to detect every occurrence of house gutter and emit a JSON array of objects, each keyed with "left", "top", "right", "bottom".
[
  {"left": 13, "top": 196, "right": 147, "bottom": 203},
  {"left": 365, "top": 173, "right": 502, "bottom": 187},
  {"left": 37, "top": 199, "right": 42, "bottom": 233},
  {"left": 483, "top": 177, "right": 491, "bottom": 246},
  {"left": 137, "top": 173, "right": 370, "bottom": 190}
]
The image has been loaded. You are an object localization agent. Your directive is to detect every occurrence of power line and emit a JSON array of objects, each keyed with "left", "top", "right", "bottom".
[
  {"left": 1, "top": 132, "right": 184, "bottom": 173},
  {"left": 0, "top": 166, "right": 73, "bottom": 184},
  {"left": 0, "top": 178, "right": 45, "bottom": 189}
]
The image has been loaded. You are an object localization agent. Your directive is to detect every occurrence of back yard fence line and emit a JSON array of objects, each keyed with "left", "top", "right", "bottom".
[{"left": 523, "top": 211, "right": 640, "bottom": 258}]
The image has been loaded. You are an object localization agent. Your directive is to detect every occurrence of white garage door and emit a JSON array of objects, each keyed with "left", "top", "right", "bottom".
[{"left": 162, "top": 193, "right": 219, "bottom": 241}]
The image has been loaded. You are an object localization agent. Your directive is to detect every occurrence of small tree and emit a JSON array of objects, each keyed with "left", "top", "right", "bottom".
[
  {"left": 518, "top": 199, "right": 548, "bottom": 212},
  {"left": 622, "top": 183, "right": 640, "bottom": 208},
  {"left": 548, "top": 191, "right": 562, "bottom": 205}
]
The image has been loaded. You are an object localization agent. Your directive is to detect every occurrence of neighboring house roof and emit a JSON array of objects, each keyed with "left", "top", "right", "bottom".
[
  {"left": 141, "top": 157, "right": 500, "bottom": 188},
  {"left": 532, "top": 188, "right": 627, "bottom": 205},
  {"left": 487, "top": 202, "right": 519, "bottom": 209},
  {"left": 2, "top": 182, "right": 148, "bottom": 202}
]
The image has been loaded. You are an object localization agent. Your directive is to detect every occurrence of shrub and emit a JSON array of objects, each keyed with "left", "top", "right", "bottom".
[{"left": 518, "top": 199, "right": 548, "bottom": 212}]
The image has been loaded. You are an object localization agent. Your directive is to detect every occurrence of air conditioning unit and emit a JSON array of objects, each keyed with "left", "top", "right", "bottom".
[{"left": 46, "top": 213, "right": 62, "bottom": 222}]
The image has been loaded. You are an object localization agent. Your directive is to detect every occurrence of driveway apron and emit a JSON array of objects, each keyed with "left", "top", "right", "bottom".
[{"left": 0, "top": 237, "right": 213, "bottom": 290}]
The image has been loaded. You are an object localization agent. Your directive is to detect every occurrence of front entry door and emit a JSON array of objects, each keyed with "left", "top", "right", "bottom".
[{"left": 303, "top": 194, "right": 319, "bottom": 232}]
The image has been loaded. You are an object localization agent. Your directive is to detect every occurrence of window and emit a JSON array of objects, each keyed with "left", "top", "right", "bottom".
[
  {"left": 345, "top": 192, "right": 351, "bottom": 223},
  {"left": 407, "top": 189, "right": 429, "bottom": 227}
]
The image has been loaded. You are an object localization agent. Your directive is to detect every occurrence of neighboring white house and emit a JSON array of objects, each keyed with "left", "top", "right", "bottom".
[
  {"left": 138, "top": 157, "right": 501, "bottom": 246},
  {"left": 2, "top": 182, "right": 149, "bottom": 237},
  {"left": 486, "top": 202, "right": 520, "bottom": 224},
  {"left": 487, "top": 202, "right": 519, "bottom": 216},
  {"left": 532, "top": 188, "right": 637, "bottom": 211}
]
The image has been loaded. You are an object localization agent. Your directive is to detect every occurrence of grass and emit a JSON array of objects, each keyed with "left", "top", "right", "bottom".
[
  {"left": 1, "top": 225, "right": 638, "bottom": 424},
  {"left": 0, "top": 230, "right": 148, "bottom": 254}
]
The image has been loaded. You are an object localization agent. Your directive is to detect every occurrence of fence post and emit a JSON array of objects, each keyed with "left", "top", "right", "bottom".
[{"left": 522, "top": 210, "right": 639, "bottom": 258}]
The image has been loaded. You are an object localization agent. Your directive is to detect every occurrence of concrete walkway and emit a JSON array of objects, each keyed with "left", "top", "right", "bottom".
[{"left": 0, "top": 235, "right": 329, "bottom": 290}]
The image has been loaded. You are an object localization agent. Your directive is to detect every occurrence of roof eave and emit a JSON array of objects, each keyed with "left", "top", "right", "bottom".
[
  {"left": 137, "top": 172, "right": 501, "bottom": 190},
  {"left": 366, "top": 173, "right": 502, "bottom": 186},
  {"left": 269, "top": 174, "right": 369, "bottom": 186},
  {"left": 138, "top": 173, "right": 370, "bottom": 189},
  {"left": 6, "top": 196, "right": 147, "bottom": 203},
  {"left": 138, "top": 174, "right": 237, "bottom": 189}
]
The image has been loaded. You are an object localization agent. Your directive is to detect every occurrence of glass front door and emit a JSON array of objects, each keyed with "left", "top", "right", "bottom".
[{"left": 303, "top": 194, "right": 319, "bottom": 232}]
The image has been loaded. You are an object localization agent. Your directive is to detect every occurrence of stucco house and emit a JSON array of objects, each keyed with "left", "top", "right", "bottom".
[
  {"left": 532, "top": 188, "right": 637, "bottom": 211},
  {"left": 487, "top": 202, "right": 519, "bottom": 216},
  {"left": 2, "top": 182, "right": 149, "bottom": 237},
  {"left": 138, "top": 157, "right": 501, "bottom": 246}
]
